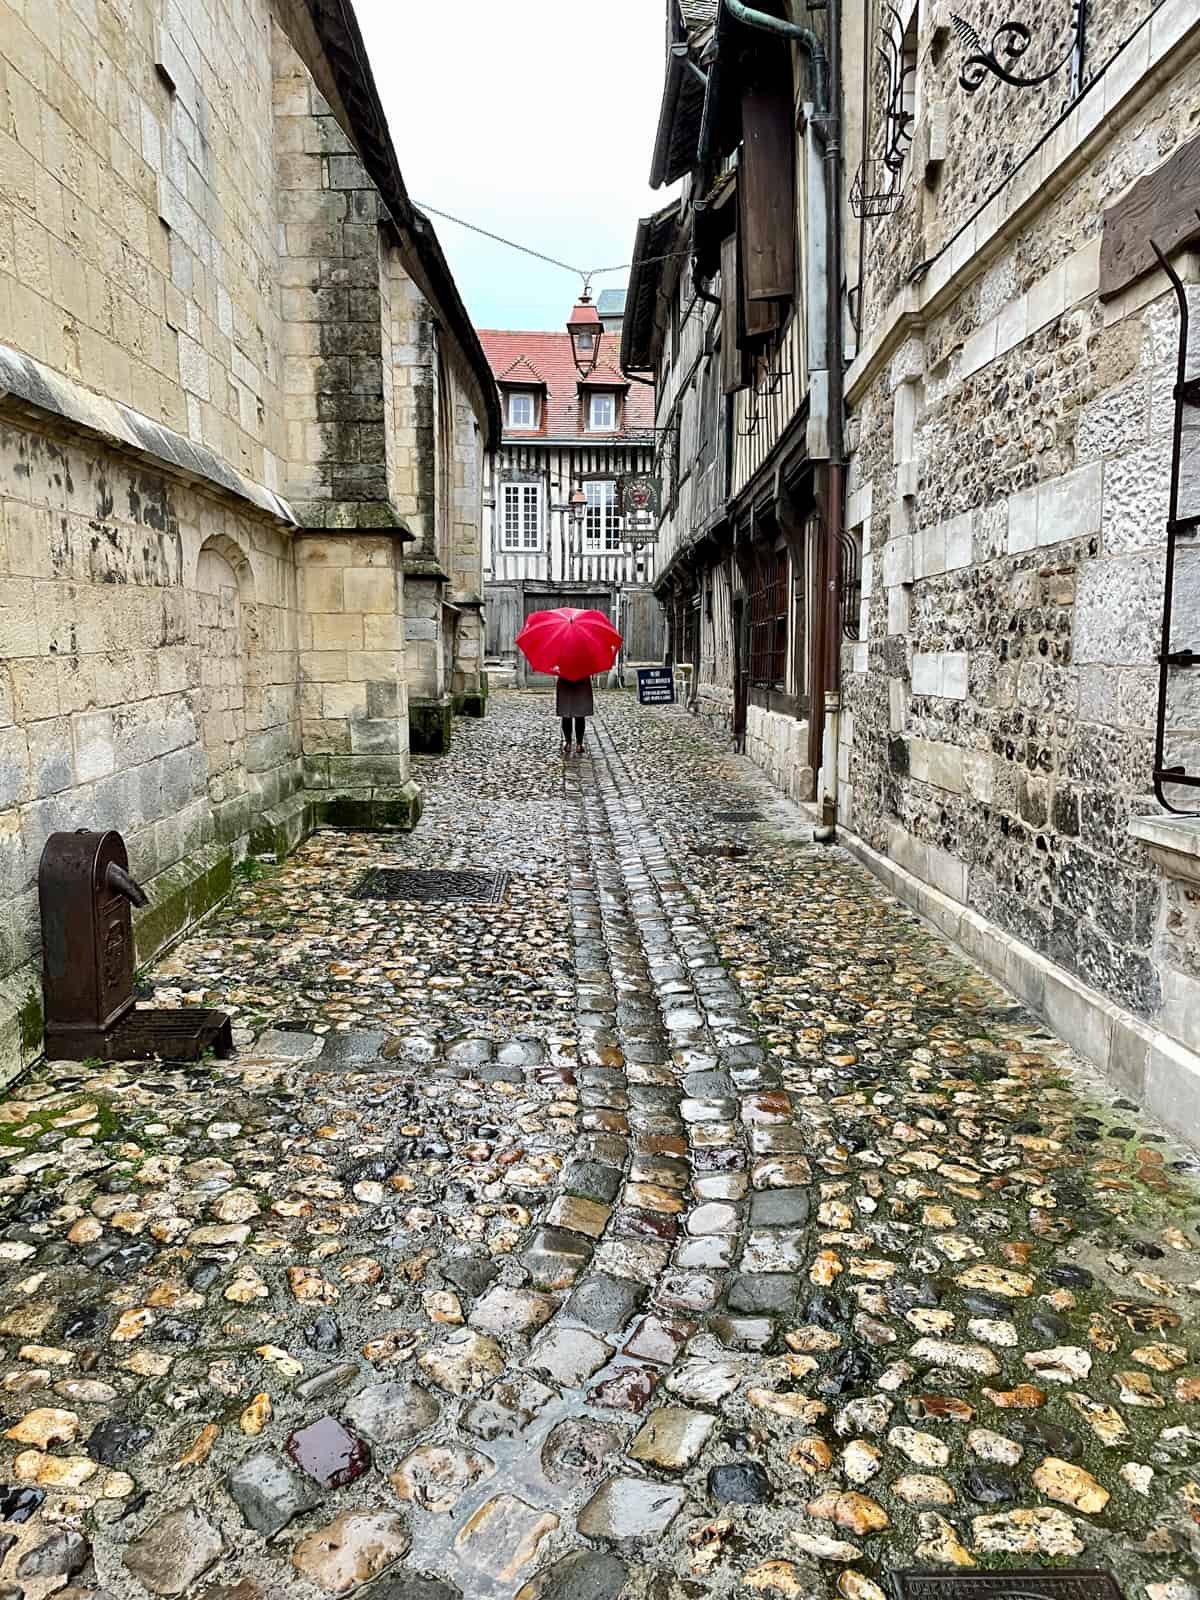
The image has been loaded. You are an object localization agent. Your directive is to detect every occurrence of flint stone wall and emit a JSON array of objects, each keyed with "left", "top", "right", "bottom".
[{"left": 843, "top": 3, "right": 1200, "bottom": 1126}]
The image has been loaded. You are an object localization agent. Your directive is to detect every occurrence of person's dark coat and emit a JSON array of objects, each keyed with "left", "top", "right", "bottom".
[{"left": 556, "top": 676, "right": 595, "bottom": 719}]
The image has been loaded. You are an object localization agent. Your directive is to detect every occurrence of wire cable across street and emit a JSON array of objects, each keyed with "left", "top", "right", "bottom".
[{"left": 414, "top": 200, "right": 691, "bottom": 290}]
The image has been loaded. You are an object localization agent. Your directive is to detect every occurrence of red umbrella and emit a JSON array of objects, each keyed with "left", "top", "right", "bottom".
[{"left": 517, "top": 607, "right": 623, "bottom": 680}]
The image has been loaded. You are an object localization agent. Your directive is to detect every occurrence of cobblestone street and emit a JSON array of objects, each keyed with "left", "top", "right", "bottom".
[{"left": 0, "top": 691, "right": 1198, "bottom": 1600}]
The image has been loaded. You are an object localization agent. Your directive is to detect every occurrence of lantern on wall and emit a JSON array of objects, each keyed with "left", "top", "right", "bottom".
[{"left": 567, "top": 291, "right": 603, "bottom": 377}]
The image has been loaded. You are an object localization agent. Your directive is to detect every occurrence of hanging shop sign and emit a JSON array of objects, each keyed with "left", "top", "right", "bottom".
[{"left": 620, "top": 474, "right": 661, "bottom": 533}]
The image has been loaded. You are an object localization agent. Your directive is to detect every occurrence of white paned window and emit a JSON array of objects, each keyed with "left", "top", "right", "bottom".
[
  {"left": 584, "top": 480, "right": 621, "bottom": 553},
  {"left": 501, "top": 482, "right": 542, "bottom": 551},
  {"left": 587, "top": 391, "right": 616, "bottom": 431},
  {"left": 507, "top": 391, "right": 537, "bottom": 429}
]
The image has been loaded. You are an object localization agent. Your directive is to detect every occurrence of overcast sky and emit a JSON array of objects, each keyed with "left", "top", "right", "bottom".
[{"left": 355, "top": 0, "right": 668, "bottom": 333}]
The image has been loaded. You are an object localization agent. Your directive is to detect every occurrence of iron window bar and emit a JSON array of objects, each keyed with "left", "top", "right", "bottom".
[
  {"left": 738, "top": 393, "right": 763, "bottom": 437},
  {"left": 840, "top": 529, "right": 863, "bottom": 641},
  {"left": 754, "top": 340, "right": 792, "bottom": 398},
  {"left": 1149, "top": 228, "right": 1200, "bottom": 816},
  {"left": 749, "top": 548, "right": 789, "bottom": 687}
]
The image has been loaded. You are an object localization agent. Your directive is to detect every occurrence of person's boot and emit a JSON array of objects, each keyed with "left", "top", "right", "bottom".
[{"left": 575, "top": 742, "right": 586, "bottom": 757}]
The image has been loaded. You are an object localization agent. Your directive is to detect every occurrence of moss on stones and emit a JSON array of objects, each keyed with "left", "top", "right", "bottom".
[
  {"left": 17, "top": 988, "right": 42, "bottom": 1054},
  {"left": 454, "top": 676, "right": 489, "bottom": 720},
  {"left": 410, "top": 698, "right": 453, "bottom": 754}
]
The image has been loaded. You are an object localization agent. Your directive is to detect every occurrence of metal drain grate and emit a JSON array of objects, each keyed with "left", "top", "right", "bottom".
[
  {"left": 712, "top": 809, "right": 760, "bottom": 822},
  {"left": 351, "top": 868, "right": 509, "bottom": 904},
  {"left": 890, "top": 1573, "right": 1124, "bottom": 1600}
]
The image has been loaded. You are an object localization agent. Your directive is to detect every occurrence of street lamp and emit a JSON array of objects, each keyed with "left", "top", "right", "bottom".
[
  {"left": 552, "top": 484, "right": 588, "bottom": 525},
  {"left": 567, "top": 291, "right": 603, "bottom": 378}
]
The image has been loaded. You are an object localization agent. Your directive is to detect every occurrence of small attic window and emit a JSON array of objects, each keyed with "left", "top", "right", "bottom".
[
  {"left": 507, "top": 391, "right": 538, "bottom": 429},
  {"left": 587, "top": 392, "right": 617, "bottom": 432}
]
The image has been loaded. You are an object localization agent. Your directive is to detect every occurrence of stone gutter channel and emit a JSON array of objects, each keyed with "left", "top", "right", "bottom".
[{"left": 477, "top": 712, "right": 824, "bottom": 1577}]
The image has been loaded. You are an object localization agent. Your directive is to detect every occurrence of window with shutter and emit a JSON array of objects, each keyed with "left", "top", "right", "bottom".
[
  {"left": 720, "top": 234, "right": 747, "bottom": 394},
  {"left": 738, "top": 47, "right": 795, "bottom": 336}
]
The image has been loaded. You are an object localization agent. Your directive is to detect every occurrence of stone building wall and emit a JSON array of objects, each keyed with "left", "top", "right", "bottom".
[
  {"left": 841, "top": 2, "right": 1200, "bottom": 1138},
  {"left": 0, "top": 399, "right": 299, "bottom": 1079},
  {"left": 273, "top": 23, "right": 394, "bottom": 529},
  {"left": 404, "top": 313, "right": 489, "bottom": 751},
  {"left": 0, "top": 0, "right": 492, "bottom": 1082}
]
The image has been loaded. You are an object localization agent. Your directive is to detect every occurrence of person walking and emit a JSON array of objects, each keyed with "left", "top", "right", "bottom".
[
  {"left": 515, "top": 607, "right": 619, "bottom": 760},
  {"left": 557, "top": 674, "right": 594, "bottom": 757}
]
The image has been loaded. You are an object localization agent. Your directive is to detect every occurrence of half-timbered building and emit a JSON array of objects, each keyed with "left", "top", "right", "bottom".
[
  {"left": 480, "top": 311, "right": 665, "bottom": 678},
  {"left": 623, "top": 0, "right": 844, "bottom": 804}
]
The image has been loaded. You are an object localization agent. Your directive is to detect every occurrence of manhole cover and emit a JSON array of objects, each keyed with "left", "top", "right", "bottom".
[
  {"left": 890, "top": 1573, "right": 1123, "bottom": 1600},
  {"left": 351, "top": 868, "right": 509, "bottom": 904},
  {"left": 712, "top": 809, "right": 760, "bottom": 822}
]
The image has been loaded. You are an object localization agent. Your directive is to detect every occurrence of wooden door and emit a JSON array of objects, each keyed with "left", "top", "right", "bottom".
[
  {"left": 485, "top": 583, "right": 522, "bottom": 659},
  {"left": 520, "top": 590, "right": 610, "bottom": 689},
  {"left": 622, "top": 590, "right": 666, "bottom": 666},
  {"left": 732, "top": 594, "right": 749, "bottom": 752}
]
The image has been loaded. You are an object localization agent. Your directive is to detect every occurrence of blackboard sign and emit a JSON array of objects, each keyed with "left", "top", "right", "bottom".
[{"left": 637, "top": 666, "right": 676, "bottom": 705}]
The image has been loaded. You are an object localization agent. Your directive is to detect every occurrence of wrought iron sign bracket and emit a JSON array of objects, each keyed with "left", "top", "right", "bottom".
[
  {"left": 952, "top": 1, "right": 1088, "bottom": 99},
  {"left": 1149, "top": 222, "right": 1200, "bottom": 816},
  {"left": 880, "top": 2, "right": 917, "bottom": 174}
]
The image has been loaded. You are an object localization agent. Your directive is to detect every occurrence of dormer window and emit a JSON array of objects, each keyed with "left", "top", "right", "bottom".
[
  {"left": 587, "top": 392, "right": 617, "bottom": 432},
  {"left": 507, "top": 391, "right": 538, "bottom": 430}
]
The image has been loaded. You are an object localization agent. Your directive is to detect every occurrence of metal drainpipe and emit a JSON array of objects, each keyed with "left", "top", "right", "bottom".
[
  {"left": 719, "top": 0, "right": 844, "bottom": 811},
  {"left": 720, "top": 0, "right": 829, "bottom": 110},
  {"left": 822, "top": 0, "right": 846, "bottom": 830}
]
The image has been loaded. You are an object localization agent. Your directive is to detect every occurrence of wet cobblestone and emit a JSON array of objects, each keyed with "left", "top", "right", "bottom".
[{"left": 0, "top": 692, "right": 1197, "bottom": 1597}]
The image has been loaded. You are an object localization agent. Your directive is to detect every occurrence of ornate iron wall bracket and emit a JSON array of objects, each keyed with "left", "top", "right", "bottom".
[
  {"left": 1149, "top": 226, "right": 1200, "bottom": 815},
  {"left": 879, "top": 3, "right": 917, "bottom": 173},
  {"left": 951, "top": 2, "right": 1087, "bottom": 99}
]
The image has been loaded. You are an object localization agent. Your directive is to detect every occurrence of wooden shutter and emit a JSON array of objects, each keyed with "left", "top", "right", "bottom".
[
  {"left": 739, "top": 70, "right": 796, "bottom": 305},
  {"left": 720, "top": 235, "right": 744, "bottom": 394},
  {"left": 736, "top": 190, "right": 782, "bottom": 344}
]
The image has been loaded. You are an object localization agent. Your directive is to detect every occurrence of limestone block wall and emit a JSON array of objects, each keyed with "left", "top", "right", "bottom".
[
  {"left": 272, "top": 24, "right": 395, "bottom": 530},
  {"left": 745, "top": 705, "right": 815, "bottom": 805},
  {"left": 403, "top": 579, "right": 444, "bottom": 705},
  {"left": 0, "top": 403, "right": 302, "bottom": 1077},
  {"left": 383, "top": 255, "right": 436, "bottom": 543},
  {"left": 394, "top": 284, "right": 489, "bottom": 724},
  {"left": 0, "top": 0, "right": 515, "bottom": 1088},
  {"left": 841, "top": 5, "right": 1200, "bottom": 1132},
  {"left": 0, "top": 0, "right": 291, "bottom": 484},
  {"left": 295, "top": 533, "right": 415, "bottom": 813}
]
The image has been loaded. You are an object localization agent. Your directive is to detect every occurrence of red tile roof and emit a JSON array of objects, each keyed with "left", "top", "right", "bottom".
[
  {"left": 495, "top": 354, "right": 547, "bottom": 386},
  {"left": 479, "top": 330, "right": 656, "bottom": 442}
]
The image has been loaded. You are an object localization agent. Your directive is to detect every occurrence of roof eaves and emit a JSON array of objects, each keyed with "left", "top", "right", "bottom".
[{"left": 620, "top": 202, "right": 681, "bottom": 376}]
